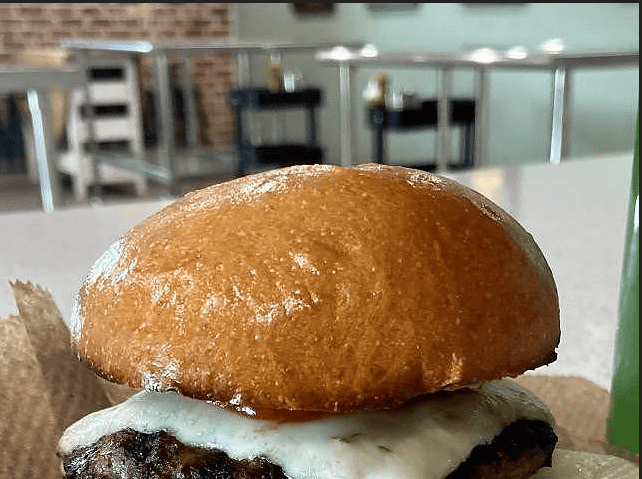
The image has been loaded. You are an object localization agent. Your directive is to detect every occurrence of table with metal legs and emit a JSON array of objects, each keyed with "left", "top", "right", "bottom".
[
  {"left": 0, "top": 64, "right": 83, "bottom": 212},
  {"left": 61, "top": 39, "right": 364, "bottom": 197},
  {"left": 316, "top": 47, "right": 638, "bottom": 169},
  {"left": 545, "top": 51, "right": 639, "bottom": 165}
]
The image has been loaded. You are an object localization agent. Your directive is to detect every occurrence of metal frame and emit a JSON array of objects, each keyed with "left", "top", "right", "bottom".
[
  {"left": 0, "top": 64, "right": 83, "bottom": 212},
  {"left": 60, "top": 39, "right": 365, "bottom": 197},
  {"left": 315, "top": 47, "right": 639, "bottom": 169}
]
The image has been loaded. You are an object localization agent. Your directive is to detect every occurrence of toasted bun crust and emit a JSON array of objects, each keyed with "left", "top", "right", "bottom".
[{"left": 72, "top": 164, "right": 559, "bottom": 413}]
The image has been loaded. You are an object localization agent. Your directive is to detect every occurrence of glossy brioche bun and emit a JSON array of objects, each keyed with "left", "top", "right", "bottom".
[{"left": 72, "top": 164, "right": 559, "bottom": 414}]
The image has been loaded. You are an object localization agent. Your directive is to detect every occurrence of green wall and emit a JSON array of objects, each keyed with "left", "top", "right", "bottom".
[{"left": 232, "top": 3, "right": 639, "bottom": 167}]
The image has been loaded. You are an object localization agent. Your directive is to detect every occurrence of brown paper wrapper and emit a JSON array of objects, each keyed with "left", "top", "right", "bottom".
[
  {"left": 10, "top": 282, "right": 113, "bottom": 426},
  {"left": 0, "top": 314, "right": 60, "bottom": 478},
  {"left": 0, "top": 281, "right": 638, "bottom": 478},
  {"left": 0, "top": 281, "right": 133, "bottom": 478}
]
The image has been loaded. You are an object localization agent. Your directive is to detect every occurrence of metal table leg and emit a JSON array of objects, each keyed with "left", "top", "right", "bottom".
[
  {"left": 474, "top": 67, "right": 488, "bottom": 168},
  {"left": 154, "top": 51, "right": 177, "bottom": 194},
  {"left": 237, "top": 51, "right": 251, "bottom": 88},
  {"left": 180, "top": 56, "right": 200, "bottom": 151},
  {"left": 338, "top": 62, "right": 354, "bottom": 166},
  {"left": 26, "top": 89, "right": 62, "bottom": 212},
  {"left": 235, "top": 51, "right": 260, "bottom": 151},
  {"left": 308, "top": 107, "right": 318, "bottom": 147},
  {"left": 549, "top": 66, "right": 572, "bottom": 164},
  {"left": 375, "top": 128, "right": 385, "bottom": 164}
]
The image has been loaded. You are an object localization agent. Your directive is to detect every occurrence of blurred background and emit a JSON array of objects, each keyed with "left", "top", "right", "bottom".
[
  {"left": 0, "top": 3, "right": 639, "bottom": 458},
  {"left": 0, "top": 3, "right": 639, "bottom": 212},
  {"left": 233, "top": 3, "right": 638, "bottom": 166}
]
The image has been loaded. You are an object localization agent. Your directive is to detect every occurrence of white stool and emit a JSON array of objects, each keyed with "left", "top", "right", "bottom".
[{"left": 58, "top": 56, "right": 147, "bottom": 201}]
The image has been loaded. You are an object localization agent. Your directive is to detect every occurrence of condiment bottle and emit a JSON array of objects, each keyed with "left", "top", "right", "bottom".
[{"left": 268, "top": 52, "right": 283, "bottom": 92}]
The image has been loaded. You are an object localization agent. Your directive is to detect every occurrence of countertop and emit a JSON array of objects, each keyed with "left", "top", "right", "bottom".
[{"left": 0, "top": 152, "right": 634, "bottom": 391}]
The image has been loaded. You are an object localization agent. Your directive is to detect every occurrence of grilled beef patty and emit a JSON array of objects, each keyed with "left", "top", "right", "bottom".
[{"left": 60, "top": 419, "right": 557, "bottom": 479}]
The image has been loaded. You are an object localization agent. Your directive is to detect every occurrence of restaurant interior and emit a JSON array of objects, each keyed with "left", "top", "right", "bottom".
[
  {"left": 0, "top": 3, "right": 638, "bottom": 211},
  {"left": 0, "top": 3, "right": 639, "bottom": 476}
]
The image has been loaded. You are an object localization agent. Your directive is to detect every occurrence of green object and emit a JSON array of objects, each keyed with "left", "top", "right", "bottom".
[{"left": 607, "top": 115, "right": 639, "bottom": 455}]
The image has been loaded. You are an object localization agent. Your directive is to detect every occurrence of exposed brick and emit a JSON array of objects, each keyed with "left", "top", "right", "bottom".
[
  {"left": 80, "top": 6, "right": 102, "bottom": 17},
  {"left": 152, "top": 7, "right": 178, "bottom": 19},
  {"left": 120, "top": 18, "right": 142, "bottom": 29},
  {"left": 17, "top": 6, "right": 46, "bottom": 18},
  {"left": 58, "top": 19, "right": 83, "bottom": 29},
  {"left": 1, "top": 3, "right": 233, "bottom": 146},
  {"left": 55, "top": 8, "right": 77, "bottom": 20},
  {"left": 90, "top": 19, "right": 112, "bottom": 29},
  {"left": 28, "top": 19, "right": 53, "bottom": 30},
  {"left": 0, "top": 6, "right": 15, "bottom": 20}
]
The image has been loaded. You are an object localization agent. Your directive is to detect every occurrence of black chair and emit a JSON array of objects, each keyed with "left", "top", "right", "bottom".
[
  {"left": 228, "top": 88, "right": 324, "bottom": 176},
  {"left": 367, "top": 98, "right": 475, "bottom": 170}
]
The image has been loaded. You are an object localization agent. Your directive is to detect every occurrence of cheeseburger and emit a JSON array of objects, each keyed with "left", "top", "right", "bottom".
[{"left": 58, "top": 164, "right": 560, "bottom": 478}]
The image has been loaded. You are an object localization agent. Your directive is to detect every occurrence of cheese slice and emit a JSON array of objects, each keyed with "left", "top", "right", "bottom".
[{"left": 58, "top": 379, "right": 554, "bottom": 479}]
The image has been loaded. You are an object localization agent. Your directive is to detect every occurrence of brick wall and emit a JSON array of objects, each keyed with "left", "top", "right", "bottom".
[{"left": 0, "top": 3, "right": 235, "bottom": 147}]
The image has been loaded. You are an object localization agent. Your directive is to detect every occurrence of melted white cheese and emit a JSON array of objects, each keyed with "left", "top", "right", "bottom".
[{"left": 58, "top": 379, "right": 554, "bottom": 479}]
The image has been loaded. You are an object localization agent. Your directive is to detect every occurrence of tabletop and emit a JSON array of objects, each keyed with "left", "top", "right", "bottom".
[
  {"left": 60, "top": 38, "right": 366, "bottom": 56},
  {"left": 0, "top": 64, "right": 82, "bottom": 92},
  {"left": 315, "top": 46, "right": 640, "bottom": 70},
  {"left": 0, "top": 153, "right": 633, "bottom": 391}
]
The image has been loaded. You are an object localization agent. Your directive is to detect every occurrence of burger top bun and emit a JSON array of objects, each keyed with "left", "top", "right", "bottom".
[{"left": 72, "top": 164, "right": 559, "bottom": 414}]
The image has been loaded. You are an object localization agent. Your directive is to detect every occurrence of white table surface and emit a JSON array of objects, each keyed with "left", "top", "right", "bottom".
[{"left": 0, "top": 153, "right": 633, "bottom": 391}]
